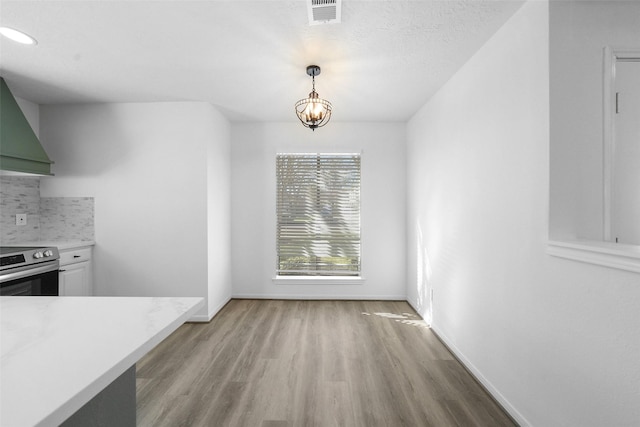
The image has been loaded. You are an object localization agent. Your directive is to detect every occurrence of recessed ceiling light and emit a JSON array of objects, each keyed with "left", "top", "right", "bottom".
[{"left": 0, "top": 27, "right": 37, "bottom": 45}]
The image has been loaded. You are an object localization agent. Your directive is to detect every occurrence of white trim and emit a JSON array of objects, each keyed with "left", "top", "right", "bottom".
[
  {"left": 430, "top": 324, "right": 531, "bottom": 427},
  {"left": 603, "top": 46, "right": 615, "bottom": 241},
  {"left": 405, "top": 297, "right": 429, "bottom": 325},
  {"left": 602, "top": 47, "right": 640, "bottom": 242},
  {"left": 188, "top": 295, "right": 232, "bottom": 323},
  {"left": 548, "top": 239, "right": 640, "bottom": 274},
  {"left": 232, "top": 293, "right": 404, "bottom": 300},
  {"left": 272, "top": 276, "right": 365, "bottom": 285},
  {"left": 405, "top": 296, "right": 419, "bottom": 314}
]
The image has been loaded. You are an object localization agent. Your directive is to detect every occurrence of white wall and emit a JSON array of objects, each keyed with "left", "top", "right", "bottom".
[
  {"left": 14, "top": 96, "right": 39, "bottom": 138},
  {"left": 549, "top": 0, "right": 640, "bottom": 240},
  {"left": 39, "top": 102, "right": 232, "bottom": 320},
  {"left": 231, "top": 122, "right": 406, "bottom": 299},
  {"left": 407, "top": 1, "right": 640, "bottom": 426},
  {"left": 207, "top": 107, "right": 233, "bottom": 318}
]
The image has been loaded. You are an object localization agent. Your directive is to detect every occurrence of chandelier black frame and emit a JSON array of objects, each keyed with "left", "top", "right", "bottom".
[{"left": 295, "top": 65, "right": 332, "bottom": 131}]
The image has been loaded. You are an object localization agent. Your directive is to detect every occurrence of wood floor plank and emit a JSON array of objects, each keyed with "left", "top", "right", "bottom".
[{"left": 137, "top": 299, "right": 516, "bottom": 427}]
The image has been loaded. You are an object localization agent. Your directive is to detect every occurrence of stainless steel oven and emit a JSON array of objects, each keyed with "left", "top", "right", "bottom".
[{"left": 0, "top": 247, "right": 60, "bottom": 296}]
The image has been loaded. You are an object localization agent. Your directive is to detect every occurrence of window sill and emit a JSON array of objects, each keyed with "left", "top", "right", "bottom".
[
  {"left": 547, "top": 239, "right": 640, "bottom": 274},
  {"left": 272, "top": 276, "right": 366, "bottom": 285}
]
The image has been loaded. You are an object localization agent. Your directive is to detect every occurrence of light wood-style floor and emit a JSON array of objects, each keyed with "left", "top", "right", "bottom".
[{"left": 136, "top": 299, "right": 516, "bottom": 427}]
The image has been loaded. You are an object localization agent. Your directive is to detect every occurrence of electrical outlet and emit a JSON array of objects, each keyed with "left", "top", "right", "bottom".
[{"left": 16, "top": 214, "right": 27, "bottom": 226}]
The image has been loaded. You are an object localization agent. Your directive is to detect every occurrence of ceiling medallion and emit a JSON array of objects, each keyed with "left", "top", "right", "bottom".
[{"left": 295, "top": 65, "right": 332, "bottom": 131}]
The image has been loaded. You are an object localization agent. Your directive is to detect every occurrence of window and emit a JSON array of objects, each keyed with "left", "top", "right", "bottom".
[{"left": 276, "top": 153, "right": 361, "bottom": 277}]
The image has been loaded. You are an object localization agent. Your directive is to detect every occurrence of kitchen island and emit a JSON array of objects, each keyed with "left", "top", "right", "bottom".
[{"left": 0, "top": 296, "right": 203, "bottom": 426}]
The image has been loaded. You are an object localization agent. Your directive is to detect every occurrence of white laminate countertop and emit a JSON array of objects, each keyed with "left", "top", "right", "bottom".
[{"left": 0, "top": 296, "right": 203, "bottom": 427}]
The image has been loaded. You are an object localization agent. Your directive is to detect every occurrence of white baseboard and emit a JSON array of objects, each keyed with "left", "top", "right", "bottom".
[
  {"left": 430, "top": 324, "right": 530, "bottom": 427},
  {"left": 405, "top": 297, "right": 424, "bottom": 318},
  {"left": 188, "top": 295, "right": 232, "bottom": 323},
  {"left": 231, "top": 293, "right": 406, "bottom": 301}
]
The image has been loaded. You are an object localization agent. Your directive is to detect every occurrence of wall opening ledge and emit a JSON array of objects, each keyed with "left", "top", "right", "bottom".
[{"left": 547, "top": 239, "right": 640, "bottom": 274}]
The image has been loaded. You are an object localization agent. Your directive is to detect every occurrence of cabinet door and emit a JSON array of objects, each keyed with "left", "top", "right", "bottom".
[{"left": 59, "top": 262, "right": 89, "bottom": 296}]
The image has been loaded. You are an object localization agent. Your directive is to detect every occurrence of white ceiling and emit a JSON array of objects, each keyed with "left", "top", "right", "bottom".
[{"left": 0, "top": 0, "right": 524, "bottom": 123}]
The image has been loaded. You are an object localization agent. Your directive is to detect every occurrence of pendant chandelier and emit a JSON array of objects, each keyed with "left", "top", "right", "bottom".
[{"left": 295, "top": 65, "right": 332, "bottom": 131}]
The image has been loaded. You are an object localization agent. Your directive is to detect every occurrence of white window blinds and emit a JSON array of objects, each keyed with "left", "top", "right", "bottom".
[{"left": 276, "top": 153, "right": 361, "bottom": 276}]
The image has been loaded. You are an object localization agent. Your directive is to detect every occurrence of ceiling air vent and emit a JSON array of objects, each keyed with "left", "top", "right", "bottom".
[{"left": 308, "top": 0, "right": 341, "bottom": 25}]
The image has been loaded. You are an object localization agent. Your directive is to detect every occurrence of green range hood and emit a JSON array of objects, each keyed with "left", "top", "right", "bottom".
[{"left": 0, "top": 77, "right": 53, "bottom": 175}]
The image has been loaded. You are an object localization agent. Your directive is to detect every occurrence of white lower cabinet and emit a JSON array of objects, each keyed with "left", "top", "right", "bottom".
[
  {"left": 59, "top": 246, "right": 93, "bottom": 296},
  {"left": 60, "top": 262, "right": 91, "bottom": 296}
]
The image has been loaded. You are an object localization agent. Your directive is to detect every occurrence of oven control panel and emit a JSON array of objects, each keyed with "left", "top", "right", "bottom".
[
  {"left": 1, "top": 254, "right": 26, "bottom": 267},
  {"left": 0, "top": 247, "right": 60, "bottom": 270},
  {"left": 33, "top": 250, "right": 55, "bottom": 259}
]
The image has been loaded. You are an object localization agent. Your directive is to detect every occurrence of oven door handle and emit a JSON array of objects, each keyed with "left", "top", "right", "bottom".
[{"left": 0, "top": 262, "right": 60, "bottom": 284}]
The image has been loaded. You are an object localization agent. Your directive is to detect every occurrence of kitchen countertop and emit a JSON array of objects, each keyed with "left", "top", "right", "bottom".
[
  {"left": 0, "top": 296, "right": 203, "bottom": 427},
  {"left": 11, "top": 240, "right": 95, "bottom": 250}
]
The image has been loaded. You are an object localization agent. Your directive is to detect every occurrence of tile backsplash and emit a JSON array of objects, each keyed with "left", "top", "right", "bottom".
[
  {"left": 0, "top": 177, "right": 41, "bottom": 242},
  {"left": 0, "top": 176, "right": 94, "bottom": 244},
  {"left": 40, "top": 197, "right": 95, "bottom": 241}
]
